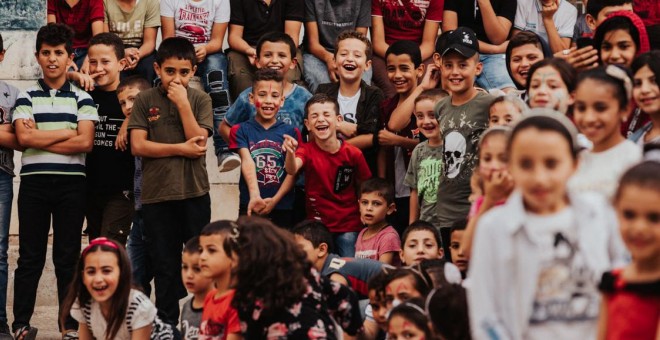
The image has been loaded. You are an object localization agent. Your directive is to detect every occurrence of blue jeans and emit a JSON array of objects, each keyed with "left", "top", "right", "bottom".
[
  {"left": 72, "top": 48, "right": 88, "bottom": 71},
  {"left": 197, "top": 53, "right": 232, "bottom": 154},
  {"left": 476, "top": 53, "right": 515, "bottom": 91},
  {"left": 126, "top": 210, "right": 152, "bottom": 297},
  {"left": 302, "top": 53, "right": 372, "bottom": 93},
  {"left": 0, "top": 172, "right": 12, "bottom": 325},
  {"left": 333, "top": 231, "right": 359, "bottom": 258}
]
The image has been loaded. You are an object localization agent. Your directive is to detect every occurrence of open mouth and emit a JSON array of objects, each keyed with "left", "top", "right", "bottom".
[
  {"left": 92, "top": 285, "right": 108, "bottom": 292},
  {"left": 343, "top": 64, "right": 357, "bottom": 71},
  {"left": 640, "top": 97, "right": 658, "bottom": 105},
  {"left": 449, "top": 78, "right": 463, "bottom": 85},
  {"left": 315, "top": 125, "right": 329, "bottom": 132},
  {"left": 392, "top": 79, "right": 407, "bottom": 86},
  {"left": 268, "top": 65, "right": 283, "bottom": 71}
]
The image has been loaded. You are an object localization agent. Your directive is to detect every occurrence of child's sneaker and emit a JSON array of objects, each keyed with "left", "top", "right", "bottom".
[{"left": 218, "top": 152, "right": 241, "bottom": 172}]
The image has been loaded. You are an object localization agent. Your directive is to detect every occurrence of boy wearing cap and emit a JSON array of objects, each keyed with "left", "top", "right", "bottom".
[{"left": 433, "top": 27, "right": 494, "bottom": 229}]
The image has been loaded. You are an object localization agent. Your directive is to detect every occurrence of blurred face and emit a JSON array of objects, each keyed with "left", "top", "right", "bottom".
[
  {"left": 36, "top": 43, "right": 73, "bottom": 85},
  {"left": 528, "top": 66, "right": 573, "bottom": 112},
  {"left": 479, "top": 134, "right": 508, "bottom": 178},
  {"left": 249, "top": 80, "right": 284, "bottom": 123},
  {"left": 181, "top": 252, "right": 213, "bottom": 294},
  {"left": 359, "top": 191, "right": 395, "bottom": 227},
  {"left": 441, "top": 52, "right": 482, "bottom": 95},
  {"left": 335, "top": 38, "right": 371, "bottom": 82},
  {"left": 415, "top": 99, "right": 440, "bottom": 141},
  {"left": 83, "top": 250, "right": 120, "bottom": 307},
  {"left": 257, "top": 41, "right": 295, "bottom": 77},
  {"left": 595, "top": 4, "right": 633, "bottom": 26},
  {"left": 386, "top": 53, "right": 423, "bottom": 95},
  {"left": 489, "top": 101, "right": 523, "bottom": 127},
  {"left": 387, "top": 315, "right": 427, "bottom": 340},
  {"left": 154, "top": 58, "right": 196, "bottom": 90},
  {"left": 509, "top": 44, "right": 544, "bottom": 87},
  {"left": 199, "top": 234, "right": 234, "bottom": 279},
  {"left": 117, "top": 86, "right": 141, "bottom": 117},
  {"left": 615, "top": 185, "right": 660, "bottom": 265},
  {"left": 573, "top": 79, "right": 626, "bottom": 152},
  {"left": 87, "top": 43, "right": 125, "bottom": 90},
  {"left": 449, "top": 230, "right": 468, "bottom": 273},
  {"left": 294, "top": 234, "right": 321, "bottom": 266},
  {"left": 600, "top": 29, "right": 636, "bottom": 68},
  {"left": 305, "top": 102, "right": 340, "bottom": 141},
  {"left": 368, "top": 289, "right": 389, "bottom": 331},
  {"left": 400, "top": 230, "right": 443, "bottom": 265},
  {"left": 633, "top": 65, "right": 660, "bottom": 115},
  {"left": 508, "top": 128, "right": 576, "bottom": 214},
  {"left": 385, "top": 275, "right": 423, "bottom": 310}
]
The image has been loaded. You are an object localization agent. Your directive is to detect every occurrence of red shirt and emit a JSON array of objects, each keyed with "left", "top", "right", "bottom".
[
  {"left": 199, "top": 289, "right": 241, "bottom": 340},
  {"left": 47, "top": 0, "right": 104, "bottom": 49},
  {"left": 372, "top": 0, "right": 444, "bottom": 45},
  {"left": 296, "top": 141, "right": 372, "bottom": 233}
]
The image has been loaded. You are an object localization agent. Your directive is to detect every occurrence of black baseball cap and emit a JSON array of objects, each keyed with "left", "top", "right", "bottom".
[{"left": 441, "top": 27, "right": 479, "bottom": 58}]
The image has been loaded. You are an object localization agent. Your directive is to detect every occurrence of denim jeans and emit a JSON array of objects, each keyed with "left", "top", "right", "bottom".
[
  {"left": 126, "top": 210, "right": 153, "bottom": 297},
  {"left": 302, "top": 53, "right": 372, "bottom": 93},
  {"left": 0, "top": 172, "right": 12, "bottom": 326},
  {"left": 72, "top": 48, "right": 88, "bottom": 71},
  {"left": 121, "top": 52, "right": 157, "bottom": 84},
  {"left": 197, "top": 53, "right": 232, "bottom": 154},
  {"left": 333, "top": 231, "right": 359, "bottom": 257},
  {"left": 476, "top": 53, "right": 515, "bottom": 91}
]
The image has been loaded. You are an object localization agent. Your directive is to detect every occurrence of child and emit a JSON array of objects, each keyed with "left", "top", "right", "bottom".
[
  {"left": 316, "top": 31, "right": 384, "bottom": 173},
  {"left": 597, "top": 161, "right": 660, "bottom": 340},
  {"left": 220, "top": 32, "right": 312, "bottom": 172},
  {"left": 303, "top": 0, "right": 371, "bottom": 92},
  {"left": 505, "top": 31, "right": 551, "bottom": 93},
  {"left": 593, "top": 10, "right": 650, "bottom": 68},
  {"left": 570, "top": 66, "right": 642, "bottom": 199},
  {"left": 513, "top": 0, "right": 578, "bottom": 53},
  {"left": 488, "top": 95, "right": 528, "bottom": 127},
  {"left": 468, "top": 112, "right": 628, "bottom": 339},
  {"left": 366, "top": 270, "right": 392, "bottom": 337},
  {"left": 386, "top": 299, "right": 433, "bottom": 340},
  {"left": 425, "top": 284, "right": 471, "bottom": 340},
  {"left": 47, "top": 0, "right": 104, "bottom": 71},
  {"left": 435, "top": 27, "right": 494, "bottom": 229},
  {"left": 630, "top": 51, "right": 660, "bottom": 145},
  {"left": 229, "top": 68, "right": 300, "bottom": 228},
  {"left": 104, "top": 0, "right": 160, "bottom": 82},
  {"left": 526, "top": 57, "right": 576, "bottom": 114},
  {"left": 404, "top": 89, "right": 448, "bottom": 228},
  {"left": 180, "top": 237, "right": 214, "bottom": 340},
  {"left": 85, "top": 32, "right": 135, "bottom": 245},
  {"left": 62, "top": 238, "right": 174, "bottom": 340},
  {"left": 284, "top": 93, "right": 372, "bottom": 257},
  {"left": 198, "top": 221, "right": 242, "bottom": 340},
  {"left": 384, "top": 268, "right": 430, "bottom": 309},
  {"left": 12, "top": 23, "right": 98, "bottom": 340},
  {"left": 355, "top": 178, "right": 401, "bottom": 264},
  {"left": 232, "top": 216, "right": 362, "bottom": 338},
  {"left": 128, "top": 37, "right": 213, "bottom": 325},
  {"left": 448, "top": 219, "right": 469, "bottom": 278},
  {"left": 399, "top": 221, "right": 444, "bottom": 266}
]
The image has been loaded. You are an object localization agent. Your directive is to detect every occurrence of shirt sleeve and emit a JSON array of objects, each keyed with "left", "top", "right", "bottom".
[
  {"left": 193, "top": 91, "right": 214, "bottom": 136},
  {"left": 285, "top": 0, "right": 305, "bottom": 22},
  {"left": 305, "top": 0, "right": 317, "bottom": 23},
  {"left": 229, "top": 124, "right": 247, "bottom": 150},
  {"left": 144, "top": 0, "right": 162, "bottom": 28},
  {"left": 557, "top": 4, "right": 578, "bottom": 38},
  {"left": 224, "top": 91, "right": 252, "bottom": 126},
  {"left": 103, "top": 0, "right": 110, "bottom": 23},
  {"left": 377, "top": 230, "right": 402, "bottom": 256},
  {"left": 404, "top": 145, "right": 420, "bottom": 188},
  {"left": 496, "top": 0, "right": 517, "bottom": 22},
  {"left": 127, "top": 92, "right": 149, "bottom": 131},
  {"left": 11, "top": 91, "right": 34, "bottom": 123},
  {"left": 513, "top": 0, "right": 527, "bottom": 30},
  {"left": 295, "top": 143, "right": 308, "bottom": 168},
  {"left": 356, "top": 88, "right": 383, "bottom": 135},
  {"left": 90, "top": 0, "right": 105, "bottom": 22},
  {"left": 371, "top": 0, "right": 382, "bottom": 17},
  {"left": 358, "top": 0, "right": 372, "bottom": 27},
  {"left": 129, "top": 291, "right": 158, "bottom": 331},
  {"left": 47, "top": 0, "right": 56, "bottom": 15},
  {"left": 160, "top": 0, "right": 175, "bottom": 18},
  {"left": 229, "top": 0, "right": 244, "bottom": 25},
  {"left": 76, "top": 88, "right": 99, "bottom": 122},
  {"left": 215, "top": 0, "right": 231, "bottom": 23},
  {"left": 69, "top": 300, "right": 84, "bottom": 324},
  {"left": 443, "top": 0, "right": 458, "bottom": 13},
  {"left": 426, "top": 0, "right": 444, "bottom": 22},
  {"left": 226, "top": 305, "right": 241, "bottom": 334}
]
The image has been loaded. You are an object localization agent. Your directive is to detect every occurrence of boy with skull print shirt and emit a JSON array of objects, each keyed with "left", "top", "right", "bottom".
[{"left": 433, "top": 28, "right": 493, "bottom": 228}]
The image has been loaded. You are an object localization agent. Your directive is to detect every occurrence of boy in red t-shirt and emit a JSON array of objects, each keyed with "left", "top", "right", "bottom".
[{"left": 284, "top": 93, "right": 372, "bottom": 257}]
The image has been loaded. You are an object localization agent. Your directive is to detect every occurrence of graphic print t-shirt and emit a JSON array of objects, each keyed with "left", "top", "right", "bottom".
[
  {"left": 372, "top": 0, "right": 444, "bottom": 45},
  {"left": 160, "top": 0, "right": 230, "bottom": 46},
  {"left": 0, "top": 81, "right": 18, "bottom": 176},
  {"left": 404, "top": 140, "right": 443, "bottom": 228},
  {"left": 230, "top": 118, "right": 301, "bottom": 210},
  {"left": 525, "top": 208, "right": 600, "bottom": 340}
]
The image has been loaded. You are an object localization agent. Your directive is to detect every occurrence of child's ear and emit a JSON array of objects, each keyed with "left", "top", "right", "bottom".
[
  {"left": 191, "top": 65, "right": 198, "bottom": 75},
  {"left": 248, "top": 92, "right": 255, "bottom": 105},
  {"left": 432, "top": 52, "right": 442, "bottom": 67},
  {"left": 118, "top": 57, "right": 127, "bottom": 71},
  {"left": 585, "top": 14, "right": 597, "bottom": 31},
  {"left": 386, "top": 202, "right": 396, "bottom": 215},
  {"left": 365, "top": 58, "right": 372, "bottom": 71},
  {"left": 289, "top": 56, "right": 297, "bottom": 70},
  {"left": 399, "top": 249, "right": 406, "bottom": 265},
  {"left": 67, "top": 53, "right": 75, "bottom": 68},
  {"left": 416, "top": 63, "right": 426, "bottom": 79},
  {"left": 475, "top": 61, "right": 484, "bottom": 76},
  {"left": 438, "top": 247, "right": 444, "bottom": 259},
  {"left": 153, "top": 62, "right": 161, "bottom": 78},
  {"left": 304, "top": 118, "right": 311, "bottom": 132},
  {"left": 318, "top": 243, "right": 329, "bottom": 258}
]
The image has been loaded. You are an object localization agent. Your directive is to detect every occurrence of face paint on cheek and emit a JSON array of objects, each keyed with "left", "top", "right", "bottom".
[
  {"left": 255, "top": 100, "right": 261, "bottom": 108},
  {"left": 551, "top": 91, "right": 568, "bottom": 113}
]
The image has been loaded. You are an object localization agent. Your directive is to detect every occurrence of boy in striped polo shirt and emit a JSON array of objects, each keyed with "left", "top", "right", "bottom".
[{"left": 11, "top": 23, "right": 98, "bottom": 339}]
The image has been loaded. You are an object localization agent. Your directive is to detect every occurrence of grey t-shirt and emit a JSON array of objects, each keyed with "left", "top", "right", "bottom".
[
  {"left": 304, "top": 0, "right": 371, "bottom": 52},
  {"left": 404, "top": 140, "right": 443, "bottom": 228},
  {"left": 180, "top": 298, "right": 202, "bottom": 340},
  {"left": 434, "top": 92, "right": 493, "bottom": 227},
  {"left": 0, "top": 81, "right": 19, "bottom": 176}
]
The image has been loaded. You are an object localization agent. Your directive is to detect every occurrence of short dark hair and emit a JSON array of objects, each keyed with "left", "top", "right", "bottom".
[
  {"left": 291, "top": 220, "right": 334, "bottom": 253},
  {"left": 36, "top": 23, "right": 74, "bottom": 54},
  {"left": 401, "top": 220, "right": 443, "bottom": 248},
  {"left": 253, "top": 68, "right": 284, "bottom": 90},
  {"left": 415, "top": 88, "right": 449, "bottom": 106},
  {"left": 508, "top": 114, "right": 579, "bottom": 160},
  {"left": 386, "top": 40, "right": 422, "bottom": 68},
  {"left": 426, "top": 284, "right": 471, "bottom": 340},
  {"left": 360, "top": 177, "right": 395, "bottom": 205},
  {"left": 614, "top": 161, "right": 660, "bottom": 202},
  {"left": 334, "top": 30, "right": 372, "bottom": 61},
  {"left": 156, "top": 37, "right": 196, "bottom": 66},
  {"left": 305, "top": 93, "right": 339, "bottom": 118},
  {"left": 449, "top": 219, "right": 467, "bottom": 237},
  {"left": 526, "top": 58, "right": 577, "bottom": 94},
  {"left": 505, "top": 31, "right": 551, "bottom": 89},
  {"left": 632, "top": 51, "right": 660, "bottom": 84},
  {"left": 89, "top": 32, "right": 125, "bottom": 59},
  {"left": 256, "top": 32, "right": 297, "bottom": 60},
  {"left": 183, "top": 236, "right": 200, "bottom": 254},
  {"left": 200, "top": 220, "right": 241, "bottom": 260},
  {"left": 577, "top": 65, "right": 632, "bottom": 110},
  {"left": 586, "top": 0, "right": 632, "bottom": 18},
  {"left": 117, "top": 75, "right": 150, "bottom": 94}
]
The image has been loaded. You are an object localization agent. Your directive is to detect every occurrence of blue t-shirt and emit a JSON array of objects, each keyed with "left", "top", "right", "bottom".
[{"left": 230, "top": 118, "right": 301, "bottom": 210}]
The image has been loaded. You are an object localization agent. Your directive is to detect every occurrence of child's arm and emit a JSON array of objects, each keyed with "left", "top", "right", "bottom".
[
  {"left": 0, "top": 125, "right": 23, "bottom": 152},
  {"left": 376, "top": 147, "right": 387, "bottom": 178},
  {"left": 596, "top": 299, "right": 608, "bottom": 340},
  {"left": 305, "top": 21, "right": 338, "bottom": 82},
  {"left": 370, "top": 16, "right": 389, "bottom": 59},
  {"left": 420, "top": 20, "right": 440, "bottom": 61},
  {"left": 409, "top": 189, "right": 419, "bottom": 224},
  {"left": 261, "top": 174, "right": 295, "bottom": 215},
  {"left": 228, "top": 24, "right": 257, "bottom": 64},
  {"left": 477, "top": 0, "right": 513, "bottom": 45},
  {"left": 238, "top": 148, "right": 267, "bottom": 215},
  {"left": 284, "top": 20, "right": 302, "bottom": 52},
  {"left": 378, "top": 130, "right": 419, "bottom": 150},
  {"left": 378, "top": 252, "right": 396, "bottom": 265},
  {"left": 77, "top": 323, "right": 94, "bottom": 340},
  {"left": 130, "top": 129, "right": 207, "bottom": 158},
  {"left": 540, "top": 0, "right": 572, "bottom": 53},
  {"left": 14, "top": 119, "right": 78, "bottom": 150},
  {"left": 37, "top": 121, "right": 96, "bottom": 155},
  {"left": 227, "top": 334, "right": 243, "bottom": 340},
  {"left": 387, "top": 64, "right": 440, "bottom": 132},
  {"left": 160, "top": 16, "right": 175, "bottom": 39},
  {"left": 198, "top": 22, "right": 229, "bottom": 62},
  {"left": 167, "top": 84, "right": 211, "bottom": 147},
  {"left": 115, "top": 118, "right": 130, "bottom": 151},
  {"left": 283, "top": 135, "right": 303, "bottom": 175},
  {"left": 345, "top": 134, "right": 372, "bottom": 149},
  {"left": 130, "top": 325, "right": 152, "bottom": 340}
]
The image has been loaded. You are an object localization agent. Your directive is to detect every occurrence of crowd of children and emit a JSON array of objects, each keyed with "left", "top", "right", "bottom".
[{"left": 0, "top": 0, "right": 658, "bottom": 338}]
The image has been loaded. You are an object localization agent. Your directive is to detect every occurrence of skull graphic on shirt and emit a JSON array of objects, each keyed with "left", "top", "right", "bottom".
[{"left": 444, "top": 131, "right": 466, "bottom": 179}]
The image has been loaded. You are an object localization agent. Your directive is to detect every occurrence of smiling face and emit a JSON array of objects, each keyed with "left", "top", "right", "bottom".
[
  {"left": 387, "top": 315, "right": 427, "bottom": 340},
  {"left": 528, "top": 66, "right": 573, "bottom": 112},
  {"left": 335, "top": 38, "right": 371, "bottom": 83},
  {"left": 386, "top": 53, "right": 423, "bottom": 95},
  {"left": 509, "top": 43, "right": 544, "bottom": 88},
  {"left": 573, "top": 79, "right": 626, "bottom": 152},
  {"left": 600, "top": 29, "right": 637, "bottom": 68},
  {"left": 87, "top": 43, "right": 125, "bottom": 91},
  {"left": 249, "top": 79, "right": 284, "bottom": 124},
  {"left": 400, "top": 230, "right": 443, "bottom": 265},
  {"left": 415, "top": 99, "right": 440, "bottom": 142},
  {"left": 304, "top": 102, "right": 340, "bottom": 141},
  {"left": 385, "top": 275, "right": 423, "bottom": 310},
  {"left": 199, "top": 234, "right": 234, "bottom": 280},
  {"left": 256, "top": 41, "right": 295, "bottom": 78},
  {"left": 83, "top": 250, "right": 120, "bottom": 307},
  {"left": 359, "top": 191, "right": 395, "bottom": 227},
  {"left": 36, "top": 43, "right": 73, "bottom": 87},
  {"left": 441, "top": 52, "right": 482, "bottom": 95},
  {"left": 633, "top": 65, "right": 660, "bottom": 116},
  {"left": 154, "top": 57, "right": 196, "bottom": 90},
  {"left": 615, "top": 185, "right": 660, "bottom": 265}
]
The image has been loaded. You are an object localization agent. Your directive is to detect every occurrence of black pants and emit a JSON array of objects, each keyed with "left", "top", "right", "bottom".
[
  {"left": 142, "top": 194, "right": 211, "bottom": 326},
  {"left": 85, "top": 191, "right": 135, "bottom": 245},
  {"left": 12, "top": 175, "right": 86, "bottom": 332}
]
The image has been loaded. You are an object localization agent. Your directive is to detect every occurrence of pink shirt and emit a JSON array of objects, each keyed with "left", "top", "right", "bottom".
[{"left": 355, "top": 226, "right": 401, "bottom": 260}]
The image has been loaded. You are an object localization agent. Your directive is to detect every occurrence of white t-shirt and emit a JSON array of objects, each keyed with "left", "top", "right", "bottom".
[
  {"left": 569, "top": 140, "right": 642, "bottom": 199},
  {"left": 524, "top": 207, "right": 600, "bottom": 340},
  {"left": 160, "top": 0, "right": 230, "bottom": 46},
  {"left": 514, "top": 0, "right": 577, "bottom": 41},
  {"left": 337, "top": 89, "right": 361, "bottom": 124},
  {"left": 70, "top": 289, "right": 157, "bottom": 340}
]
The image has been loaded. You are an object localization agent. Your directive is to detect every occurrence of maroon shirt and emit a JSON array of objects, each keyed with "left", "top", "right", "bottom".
[{"left": 48, "top": 0, "right": 104, "bottom": 49}]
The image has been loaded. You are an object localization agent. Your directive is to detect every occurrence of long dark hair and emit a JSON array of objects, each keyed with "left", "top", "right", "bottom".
[
  {"left": 231, "top": 216, "right": 313, "bottom": 314},
  {"left": 61, "top": 238, "right": 132, "bottom": 340}
]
